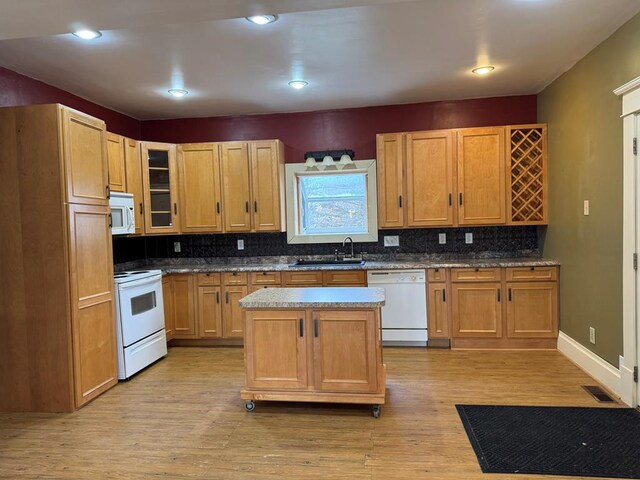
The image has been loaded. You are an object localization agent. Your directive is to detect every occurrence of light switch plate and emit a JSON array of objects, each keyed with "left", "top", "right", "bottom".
[
  {"left": 589, "top": 327, "right": 596, "bottom": 344},
  {"left": 465, "top": 233, "right": 473, "bottom": 244},
  {"left": 173, "top": 241, "right": 181, "bottom": 253},
  {"left": 384, "top": 235, "right": 400, "bottom": 247},
  {"left": 237, "top": 239, "right": 245, "bottom": 250},
  {"left": 438, "top": 233, "right": 446, "bottom": 244},
  {"left": 583, "top": 200, "right": 590, "bottom": 216}
]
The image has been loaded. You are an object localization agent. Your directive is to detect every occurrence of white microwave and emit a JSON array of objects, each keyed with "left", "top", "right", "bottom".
[{"left": 110, "top": 192, "right": 135, "bottom": 235}]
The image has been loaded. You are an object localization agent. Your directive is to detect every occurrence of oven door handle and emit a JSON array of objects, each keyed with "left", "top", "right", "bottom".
[{"left": 116, "top": 274, "right": 162, "bottom": 290}]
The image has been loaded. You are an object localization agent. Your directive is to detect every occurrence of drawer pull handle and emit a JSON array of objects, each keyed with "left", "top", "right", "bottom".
[
  {"left": 449, "top": 193, "right": 452, "bottom": 206},
  {"left": 508, "top": 288, "right": 512, "bottom": 302},
  {"left": 459, "top": 193, "right": 463, "bottom": 205},
  {"left": 174, "top": 203, "right": 178, "bottom": 215},
  {"left": 216, "top": 291, "right": 220, "bottom": 304},
  {"left": 530, "top": 267, "right": 535, "bottom": 271},
  {"left": 226, "top": 291, "right": 229, "bottom": 303},
  {"left": 254, "top": 201, "right": 258, "bottom": 213},
  {"left": 475, "top": 268, "right": 479, "bottom": 272},
  {"left": 106, "top": 185, "right": 111, "bottom": 199},
  {"left": 245, "top": 201, "right": 249, "bottom": 213},
  {"left": 398, "top": 195, "right": 403, "bottom": 208},
  {"left": 442, "top": 289, "right": 446, "bottom": 302},
  {"left": 299, "top": 319, "right": 304, "bottom": 337},
  {"left": 140, "top": 202, "right": 143, "bottom": 214},
  {"left": 497, "top": 288, "right": 501, "bottom": 302},
  {"left": 314, "top": 319, "right": 319, "bottom": 337},
  {"left": 216, "top": 202, "right": 220, "bottom": 214}
]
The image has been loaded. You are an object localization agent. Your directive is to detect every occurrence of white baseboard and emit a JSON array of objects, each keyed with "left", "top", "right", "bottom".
[{"left": 557, "top": 331, "right": 621, "bottom": 399}]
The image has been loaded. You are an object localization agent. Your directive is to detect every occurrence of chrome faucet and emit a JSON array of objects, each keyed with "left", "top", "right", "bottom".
[{"left": 343, "top": 236, "right": 354, "bottom": 259}]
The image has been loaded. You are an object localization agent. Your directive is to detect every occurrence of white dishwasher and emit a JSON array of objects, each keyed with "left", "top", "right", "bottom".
[{"left": 367, "top": 270, "right": 427, "bottom": 346}]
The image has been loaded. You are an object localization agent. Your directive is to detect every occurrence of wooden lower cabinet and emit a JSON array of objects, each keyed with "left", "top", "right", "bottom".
[
  {"left": 171, "top": 274, "right": 197, "bottom": 338},
  {"left": 223, "top": 285, "right": 248, "bottom": 338},
  {"left": 428, "top": 266, "right": 559, "bottom": 349},
  {"left": 198, "top": 285, "right": 223, "bottom": 338},
  {"left": 506, "top": 282, "right": 558, "bottom": 338},
  {"left": 162, "top": 276, "right": 174, "bottom": 341},
  {"left": 242, "top": 308, "right": 385, "bottom": 407}
]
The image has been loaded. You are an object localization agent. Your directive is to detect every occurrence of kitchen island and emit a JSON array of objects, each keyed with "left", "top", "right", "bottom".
[{"left": 238, "top": 287, "right": 386, "bottom": 417}]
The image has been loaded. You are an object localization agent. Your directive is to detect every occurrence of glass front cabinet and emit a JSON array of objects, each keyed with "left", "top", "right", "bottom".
[{"left": 141, "top": 142, "right": 179, "bottom": 234}]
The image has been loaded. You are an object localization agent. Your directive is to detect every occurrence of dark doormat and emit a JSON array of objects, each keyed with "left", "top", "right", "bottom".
[{"left": 456, "top": 405, "right": 640, "bottom": 479}]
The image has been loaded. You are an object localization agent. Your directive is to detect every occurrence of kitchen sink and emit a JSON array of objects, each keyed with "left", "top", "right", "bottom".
[{"left": 292, "top": 259, "right": 365, "bottom": 266}]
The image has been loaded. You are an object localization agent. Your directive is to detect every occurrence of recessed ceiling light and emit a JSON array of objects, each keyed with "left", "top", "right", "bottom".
[
  {"left": 472, "top": 65, "right": 495, "bottom": 75},
  {"left": 246, "top": 15, "right": 278, "bottom": 25},
  {"left": 72, "top": 29, "right": 102, "bottom": 40},
  {"left": 288, "top": 80, "right": 308, "bottom": 90},
  {"left": 168, "top": 89, "right": 189, "bottom": 98}
]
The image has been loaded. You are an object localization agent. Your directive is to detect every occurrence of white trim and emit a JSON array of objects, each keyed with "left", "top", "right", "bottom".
[
  {"left": 557, "top": 331, "right": 622, "bottom": 401},
  {"left": 614, "top": 76, "right": 640, "bottom": 97}
]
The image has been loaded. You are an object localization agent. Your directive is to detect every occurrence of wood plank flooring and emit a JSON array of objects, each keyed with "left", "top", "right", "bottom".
[{"left": 0, "top": 347, "right": 623, "bottom": 479}]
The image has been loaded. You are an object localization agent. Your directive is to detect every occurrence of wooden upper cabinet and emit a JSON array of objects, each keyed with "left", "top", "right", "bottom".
[
  {"left": 456, "top": 127, "right": 506, "bottom": 225},
  {"left": 61, "top": 107, "right": 109, "bottom": 206},
  {"left": 406, "top": 130, "right": 455, "bottom": 227},
  {"left": 250, "top": 140, "right": 285, "bottom": 232},
  {"left": 178, "top": 143, "right": 223, "bottom": 233},
  {"left": 507, "top": 124, "right": 548, "bottom": 225},
  {"left": 106, "top": 133, "right": 127, "bottom": 193},
  {"left": 124, "top": 138, "right": 144, "bottom": 235},
  {"left": 221, "top": 142, "right": 252, "bottom": 232},
  {"left": 141, "top": 142, "right": 179, "bottom": 234},
  {"left": 377, "top": 133, "right": 405, "bottom": 228},
  {"left": 67, "top": 203, "right": 117, "bottom": 407}
]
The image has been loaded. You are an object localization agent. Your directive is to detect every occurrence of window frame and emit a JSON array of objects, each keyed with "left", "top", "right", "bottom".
[{"left": 285, "top": 160, "right": 379, "bottom": 244}]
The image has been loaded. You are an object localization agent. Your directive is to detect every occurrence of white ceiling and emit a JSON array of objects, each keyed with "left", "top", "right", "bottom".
[{"left": 0, "top": 0, "right": 638, "bottom": 120}]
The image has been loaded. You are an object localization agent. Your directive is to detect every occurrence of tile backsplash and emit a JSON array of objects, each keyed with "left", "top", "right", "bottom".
[{"left": 113, "top": 226, "right": 539, "bottom": 264}]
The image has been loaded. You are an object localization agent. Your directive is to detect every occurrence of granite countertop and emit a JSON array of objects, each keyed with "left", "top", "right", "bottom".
[
  {"left": 239, "top": 287, "right": 386, "bottom": 309},
  {"left": 117, "top": 255, "right": 559, "bottom": 274}
]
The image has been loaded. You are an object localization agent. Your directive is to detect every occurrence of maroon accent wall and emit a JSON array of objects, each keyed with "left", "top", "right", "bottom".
[
  {"left": 141, "top": 95, "right": 537, "bottom": 162},
  {"left": 0, "top": 67, "right": 140, "bottom": 138}
]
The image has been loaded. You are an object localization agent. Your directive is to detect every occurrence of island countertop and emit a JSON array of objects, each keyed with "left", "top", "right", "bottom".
[{"left": 238, "top": 287, "right": 386, "bottom": 309}]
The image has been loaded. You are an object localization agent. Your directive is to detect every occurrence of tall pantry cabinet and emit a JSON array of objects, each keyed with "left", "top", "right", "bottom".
[{"left": 0, "top": 104, "right": 118, "bottom": 412}]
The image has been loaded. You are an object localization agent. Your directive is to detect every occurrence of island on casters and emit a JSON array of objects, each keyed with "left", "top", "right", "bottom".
[{"left": 238, "top": 287, "right": 386, "bottom": 418}]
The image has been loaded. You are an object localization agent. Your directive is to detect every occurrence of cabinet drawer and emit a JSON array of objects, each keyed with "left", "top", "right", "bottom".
[
  {"left": 506, "top": 266, "right": 557, "bottom": 282},
  {"left": 323, "top": 270, "right": 366, "bottom": 286},
  {"left": 249, "top": 271, "right": 282, "bottom": 286},
  {"left": 451, "top": 268, "right": 501, "bottom": 282},
  {"left": 223, "top": 272, "right": 248, "bottom": 285},
  {"left": 282, "top": 271, "right": 324, "bottom": 286},
  {"left": 427, "top": 268, "right": 447, "bottom": 283},
  {"left": 197, "top": 272, "right": 221, "bottom": 286}
]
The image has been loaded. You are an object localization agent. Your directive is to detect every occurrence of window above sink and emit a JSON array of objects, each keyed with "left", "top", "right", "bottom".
[{"left": 285, "top": 160, "right": 379, "bottom": 244}]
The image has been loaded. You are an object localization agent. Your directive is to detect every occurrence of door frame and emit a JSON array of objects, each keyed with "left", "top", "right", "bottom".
[{"left": 615, "top": 76, "right": 640, "bottom": 407}]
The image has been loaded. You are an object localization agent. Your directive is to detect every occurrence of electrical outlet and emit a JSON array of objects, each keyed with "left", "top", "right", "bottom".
[
  {"left": 583, "top": 200, "right": 590, "bottom": 216},
  {"left": 237, "top": 239, "right": 245, "bottom": 250},
  {"left": 589, "top": 327, "right": 596, "bottom": 344},
  {"left": 384, "top": 235, "right": 400, "bottom": 247},
  {"left": 173, "top": 241, "right": 181, "bottom": 253},
  {"left": 438, "top": 233, "right": 446, "bottom": 244},
  {"left": 465, "top": 232, "right": 473, "bottom": 244}
]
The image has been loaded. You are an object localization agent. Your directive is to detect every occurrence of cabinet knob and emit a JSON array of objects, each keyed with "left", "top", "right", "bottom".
[{"left": 530, "top": 267, "right": 535, "bottom": 271}]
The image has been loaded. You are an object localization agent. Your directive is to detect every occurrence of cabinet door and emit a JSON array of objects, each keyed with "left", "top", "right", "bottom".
[
  {"left": 178, "top": 143, "right": 223, "bottom": 233},
  {"left": 376, "top": 133, "right": 405, "bottom": 228},
  {"left": 245, "top": 310, "right": 308, "bottom": 390},
  {"left": 197, "top": 286, "right": 223, "bottom": 338},
  {"left": 172, "top": 274, "right": 197, "bottom": 338},
  {"left": 106, "top": 133, "right": 126, "bottom": 193},
  {"left": 141, "top": 142, "right": 179, "bottom": 234},
  {"left": 250, "top": 140, "right": 283, "bottom": 232},
  {"left": 406, "top": 130, "right": 455, "bottom": 226},
  {"left": 124, "top": 138, "right": 144, "bottom": 235},
  {"left": 323, "top": 270, "right": 367, "bottom": 286},
  {"left": 427, "top": 283, "right": 450, "bottom": 339},
  {"left": 67, "top": 204, "right": 117, "bottom": 407},
  {"left": 451, "top": 282, "right": 503, "bottom": 338},
  {"left": 162, "top": 276, "right": 174, "bottom": 341},
  {"left": 223, "top": 285, "right": 248, "bottom": 338},
  {"left": 61, "top": 107, "right": 109, "bottom": 206},
  {"left": 282, "top": 271, "right": 324, "bottom": 286},
  {"left": 506, "top": 282, "right": 558, "bottom": 338},
  {"left": 220, "top": 142, "right": 251, "bottom": 232},
  {"left": 457, "top": 127, "right": 506, "bottom": 225},
  {"left": 312, "top": 310, "right": 378, "bottom": 393}
]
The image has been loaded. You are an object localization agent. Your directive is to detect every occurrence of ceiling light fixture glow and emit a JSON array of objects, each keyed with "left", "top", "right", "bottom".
[
  {"left": 246, "top": 15, "right": 278, "bottom": 25},
  {"left": 472, "top": 65, "right": 495, "bottom": 75},
  {"left": 168, "top": 89, "right": 189, "bottom": 98},
  {"left": 288, "top": 80, "right": 308, "bottom": 90},
  {"left": 72, "top": 29, "right": 102, "bottom": 40}
]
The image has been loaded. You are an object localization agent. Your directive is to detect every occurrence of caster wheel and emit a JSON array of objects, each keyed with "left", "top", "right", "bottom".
[
  {"left": 372, "top": 405, "right": 381, "bottom": 418},
  {"left": 244, "top": 400, "right": 255, "bottom": 412}
]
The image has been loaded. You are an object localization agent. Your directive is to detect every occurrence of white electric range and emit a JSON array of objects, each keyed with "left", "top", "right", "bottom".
[{"left": 114, "top": 270, "right": 167, "bottom": 380}]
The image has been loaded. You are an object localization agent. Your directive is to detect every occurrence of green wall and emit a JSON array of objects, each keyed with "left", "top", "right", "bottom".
[{"left": 538, "top": 13, "right": 640, "bottom": 366}]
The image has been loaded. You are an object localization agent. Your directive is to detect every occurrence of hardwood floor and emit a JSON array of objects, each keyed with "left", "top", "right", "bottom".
[{"left": 0, "top": 347, "right": 622, "bottom": 479}]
